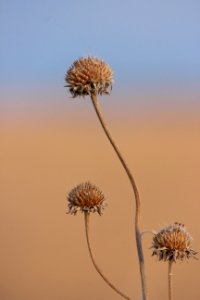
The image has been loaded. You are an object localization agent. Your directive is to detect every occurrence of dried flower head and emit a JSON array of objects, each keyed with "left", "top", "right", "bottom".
[
  {"left": 67, "top": 182, "right": 106, "bottom": 215},
  {"left": 65, "top": 57, "right": 113, "bottom": 97},
  {"left": 151, "top": 222, "right": 197, "bottom": 262}
]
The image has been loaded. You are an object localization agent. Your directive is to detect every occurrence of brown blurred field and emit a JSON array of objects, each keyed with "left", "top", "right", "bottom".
[{"left": 1, "top": 90, "right": 200, "bottom": 300}]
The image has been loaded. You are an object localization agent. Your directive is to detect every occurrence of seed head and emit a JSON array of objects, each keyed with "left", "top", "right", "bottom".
[
  {"left": 151, "top": 222, "right": 197, "bottom": 262},
  {"left": 67, "top": 182, "right": 106, "bottom": 215},
  {"left": 65, "top": 57, "right": 113, "bottom": 97}
]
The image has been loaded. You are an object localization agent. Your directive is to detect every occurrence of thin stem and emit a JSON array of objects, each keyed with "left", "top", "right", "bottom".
[
  {"left": 84, "top": 212, "right": 132, "bottom": 300},
  {"left": 90, "top": 93, "right": 148, "bottom": 300},
  {"left": 168, "top": 261, "right": 173, "bottom": 300}
]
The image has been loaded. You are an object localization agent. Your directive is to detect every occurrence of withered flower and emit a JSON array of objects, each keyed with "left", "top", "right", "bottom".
[
  {"left": 152, "top": 222, "right": 197, "bottom": 262},
  {"left": 67, "top": 182, "right": 106, "bottom": 215},
  {"left": 65, "top": 57, "right": 113, "bottom": 97}
]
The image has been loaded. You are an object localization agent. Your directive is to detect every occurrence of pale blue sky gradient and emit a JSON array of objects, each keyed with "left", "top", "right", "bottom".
[{"left": 1, "top": 0, "right": 200, "bottom": 90}]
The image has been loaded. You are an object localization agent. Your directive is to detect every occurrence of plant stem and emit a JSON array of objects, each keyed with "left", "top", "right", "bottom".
[
  {"left": 84, "top": 212, "right": 132, "bottom": 300},
  {"left": 90, "top": 93, "right": 148, "bottom": 300},
  {"left": 168, "top": 261, "right": 173, "bottom": 300}
]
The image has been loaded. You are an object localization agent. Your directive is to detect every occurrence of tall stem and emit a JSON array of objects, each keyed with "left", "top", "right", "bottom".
[
  {"left": 168, "top": 261, "right": 173, "bottom": 300},
  {"left": 90, "top": 93, "right": 147, "bottom": 300},
  {"left": 84, "top": 212, "right": 132, "bottom": 300}
]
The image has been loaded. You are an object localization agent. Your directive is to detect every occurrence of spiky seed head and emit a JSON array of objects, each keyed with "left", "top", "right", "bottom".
[
  {"left": 65, "top": 57, "right": 113, "bottom": 97},
  {"left": 151, "top": 222, "right": 198, "bottom": 262},
  {"left": 67, "top": 182, "right": 106, "bottom": 215}
]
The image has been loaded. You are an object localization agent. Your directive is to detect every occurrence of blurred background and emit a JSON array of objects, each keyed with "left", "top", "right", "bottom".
[{"left": 1, "top": 1, "right": 200, "bottom": 299}]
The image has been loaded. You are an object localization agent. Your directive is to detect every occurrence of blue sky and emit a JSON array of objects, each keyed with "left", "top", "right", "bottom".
[{"left": 1, "top": 0, "right": 200, "bottom": 89}]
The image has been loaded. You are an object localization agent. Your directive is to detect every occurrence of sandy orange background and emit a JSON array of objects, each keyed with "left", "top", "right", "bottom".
[{"left": 1, "top": 90, "right": 200, "bottom": 300}]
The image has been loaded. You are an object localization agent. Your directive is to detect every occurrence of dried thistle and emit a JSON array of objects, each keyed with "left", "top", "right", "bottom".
[
  {"left": 67, "top": 182, "right": 106, "bottom": 215},
  {"left": 67, "top": 182, "right": 131, "bottom": 300},
  {"left": 66, "top": 57, "right": 147, "bottom": 300},
  {"left": 152, "top": 222, "right": 197, "bottom": 262},
  {"left": 65, "top": 57, "right": 113, "bottom": 97}
]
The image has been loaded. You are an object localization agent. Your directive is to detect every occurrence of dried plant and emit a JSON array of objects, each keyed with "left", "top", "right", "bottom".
[
  {"left": 65, "top": 56, "right": 147, "bottom": 300},
  {"left": 65, "top": 56, "right": 197, "bottom": 300},
  {"left": 151, "top": 222, "right": 197, "bottom": 300},
  {"left": 67, "top": 182, "right": 131, "bottom": 300},
  {"left": 67, "top": 182, "right": 106, "bottom": 215},
  {"left": 65, "top": 57, "right": 113, "bottom": 97}
]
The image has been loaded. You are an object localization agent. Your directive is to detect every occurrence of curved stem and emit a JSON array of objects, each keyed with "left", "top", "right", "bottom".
[
  {"left": 168, "top": 261, "right": 173, "bottom": 300},
  {"left": 90, "top": 93, "right": 147, "bottom": 300},
  {"left": 84, "top": 212, "right": 132, "bottom": 300}
]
